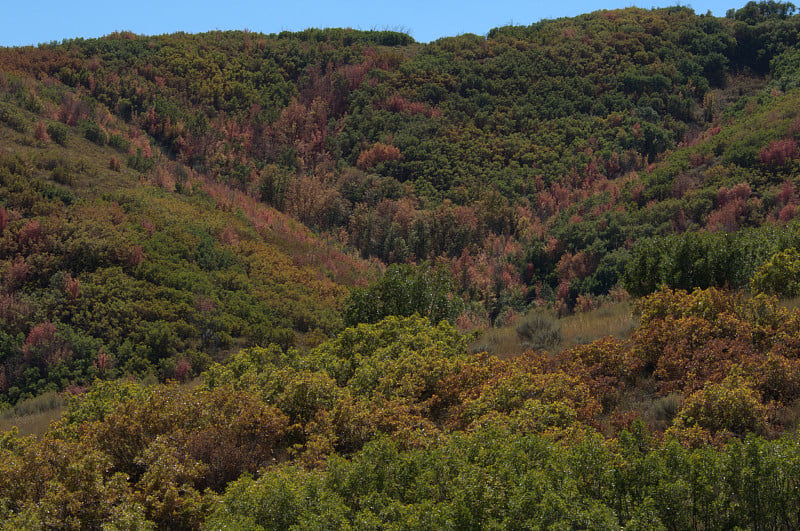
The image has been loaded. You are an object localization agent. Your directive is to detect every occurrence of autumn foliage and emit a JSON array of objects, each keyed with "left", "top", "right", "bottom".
[
  {"left": 2, "top": 288, "right": 800, "bottom": 527},
  {"left": 2, "top": 4, "right": 800, "bottom": 527},
  {"left": 355, "top": 142, "right": 402, "bottom": 170}
]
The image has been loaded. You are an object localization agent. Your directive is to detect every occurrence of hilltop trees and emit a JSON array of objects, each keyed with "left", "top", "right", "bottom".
[
  {"left": 2, "top": 4, "right": 800, "bottom": 321},
  {"left": 2, "top": 4, "right": 800, "bottom": 403}
]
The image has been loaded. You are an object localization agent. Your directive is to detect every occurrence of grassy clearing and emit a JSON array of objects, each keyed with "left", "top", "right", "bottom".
[
  {"left": 471, "top": 300, "right": 638, "bottom": 358},
  {"left": 559, "top": 301, "right": 638, "bottom": 348},
  {"left": 779, "top": 296, "right": 800, "bottom": 311},
  {"left": 0, "top": 392, "right": 67, "bottom": 436},
  {"left": 0, "top": 409, "right": 66, "bottom": 437}
]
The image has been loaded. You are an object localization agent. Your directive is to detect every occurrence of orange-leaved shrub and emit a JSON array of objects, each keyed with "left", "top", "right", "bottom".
[{"left": 356, "top": 142, "right": 402, "bottom": 170}]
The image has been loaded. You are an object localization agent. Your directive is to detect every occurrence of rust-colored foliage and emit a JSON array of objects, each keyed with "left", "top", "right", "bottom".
[
  {"left": 558, "top": 337, "right": 639, "bottom": 411},
  {"left": 17, "top": 220, "right": 43, "bottom": 247},
  {"left": 23, "top": 321, "right": 70, "bottom": 366},
  {"left": 382, "top": 94, "right": 441, "bottom": 117},
  {"left": 778, "top": 179, "right": 796, "bottom": 205},
  {"left": 778, "top": 203, "right": 796, "bottom": 221},
  {"left": 126, "top": 244, "right": 144, "bottom": 266},
  {"left": 63, "top": 273, "right": 80, "bottom": 299},
  {"left": 23, "top": 322, "right": 56, "bottom": 353},
  {"left": 84, "top": 384, "right": 291, "bottom": 494},
  {"left": 707, "top": 183, "right": 758, "bottom": 232},
  {"left": 94, "top": 349, "right": 112, "bottom": 374},
  {"left": 0, "top": 292, "right": 31, "bottom": 332},
  {"left": 356, "top": 142, "right": 402, "bottom": 170},
  {"left": 631, "top": 287, "right": 797, "bottom": 408},
  {"left": 33, "top": 120, "right": 49, "bottom": 142},
  {"left": 3, "top": 256, "right": 31, "bottom": 290},
  {"left": 556, "top": 251, "right": 596, "bottom": 284},
  {"left": 57, "top": 92, "right": 90, "bottom": 126},
  {"left": 759, "top": 138, "right": 799, "bottom": 167}
]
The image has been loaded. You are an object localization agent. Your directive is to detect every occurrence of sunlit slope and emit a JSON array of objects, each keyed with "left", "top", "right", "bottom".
[{"left": 0, "top": 89, "right": 372, "bottom": 404}]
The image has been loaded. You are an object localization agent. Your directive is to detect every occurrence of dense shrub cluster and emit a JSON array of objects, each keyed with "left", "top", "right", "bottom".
[
  {"left": 624, "top": 223, "right": 800, "bottom": 296},
  {"left": 1, "top": 289, "right": 800, "bottom": 527},
  {"left": 2, "top": 4, "right": 800, "bottom": 527}
]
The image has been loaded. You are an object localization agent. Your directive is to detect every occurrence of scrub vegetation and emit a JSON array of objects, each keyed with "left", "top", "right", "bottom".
[{"left": 3, "top": 2, "right": 800, "bottom": 527}]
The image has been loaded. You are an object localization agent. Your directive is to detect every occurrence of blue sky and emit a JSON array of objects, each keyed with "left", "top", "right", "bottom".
[{"left": 3, "top": 1, "right": 751, "bottom": 47}]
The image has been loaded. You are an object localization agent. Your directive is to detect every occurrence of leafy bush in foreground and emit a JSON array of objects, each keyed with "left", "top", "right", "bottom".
[
  {"left": 5, "top": 288, "right": 800, "bottom": 528},
  {"left": 208, "top": 427, "right": 800, "bottom": 530},
  {"left": 751, "top": 247, "right": 800, "bottom": 297}
]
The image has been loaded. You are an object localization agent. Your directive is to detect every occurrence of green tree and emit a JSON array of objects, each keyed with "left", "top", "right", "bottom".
[
  {"left": 46, "top": 122, "right": 69, "bottom": 145},
  {"left": 751, "top": 248, "right": 800, "bottom": 297},
  {"left": 343, "top": 263, "right": 462, "bottom": 326}
]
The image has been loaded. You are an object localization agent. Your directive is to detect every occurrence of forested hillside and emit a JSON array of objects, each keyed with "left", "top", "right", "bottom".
[{"left": 3, "top": 1, "right": 800, "bottom": 528}]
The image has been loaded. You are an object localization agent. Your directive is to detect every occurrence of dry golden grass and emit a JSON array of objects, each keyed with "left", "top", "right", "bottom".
[
  {"left": 0, "top": 391, "right": 67, "bottom": 437},
  {"left": 779, "top": 296, "right": 800, "bottom": 311},
  {"left": 0, "top": 409, "right": 65, "bottom": 437},
  {"left": 471, "top": 300, "right": 638, "bottom": 358},
  {"left": 558, "top": 301, "right": 638, "bottom": 349},
  {"left": 470, "top": 326, "right": 526, "bottom": 358}
]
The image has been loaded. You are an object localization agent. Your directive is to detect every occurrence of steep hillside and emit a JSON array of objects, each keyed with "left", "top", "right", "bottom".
[
  {"left": 4, "top": 2, "right": 800, "bottom": 528},
  {"left": 3, "top": 2, "right": 800, "bottom": 403},
  {"left": 0, "top": 81, "right": 374, "bottom": 404},
  {"left": 1, "top": 4, "right": 798, "bottom": 321}
]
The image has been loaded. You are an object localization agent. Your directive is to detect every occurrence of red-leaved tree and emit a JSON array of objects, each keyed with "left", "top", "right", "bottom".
[{"left": 759, "top": 138, "right": 799, "bottom": 167}]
